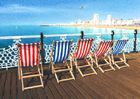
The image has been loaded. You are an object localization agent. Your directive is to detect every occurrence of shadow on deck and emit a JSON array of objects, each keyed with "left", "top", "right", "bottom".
[{"left": 0, "top": 52, "right": 140, "bottom": 99}]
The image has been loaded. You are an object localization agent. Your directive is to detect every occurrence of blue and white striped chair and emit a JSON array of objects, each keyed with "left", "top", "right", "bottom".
[
  {"left": 50, "top": 39, "right": 75, "bottom": 83},
  {"left": 110, "top": 39, "right": 130, "bottom": 69}
]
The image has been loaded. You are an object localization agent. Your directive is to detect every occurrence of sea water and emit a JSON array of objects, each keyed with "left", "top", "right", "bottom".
[{"left": 0, "top": 25, "right": 135, "bottom": 48}]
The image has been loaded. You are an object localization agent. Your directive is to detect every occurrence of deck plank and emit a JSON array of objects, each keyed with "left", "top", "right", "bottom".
[
  {"left": 29, "top": 68, "right": 41, "bottom": 99},
  {"left": 76, "top": 73, "right": 117, "bottom": 99},
  {"left": 51, "top": 74, "right": 70, "bottom": 99},
  {"left": 75, "top": 75, "right": 102, "bottom": 99},
  {"left": 23, "top": 69, "right": 33, "bottom": 99},
  {"left": 105, "top": 71, "right": 140, "bottom": 98},
  {"left": 59, "top": 81, "right": 78, "bottom": 99},
  {"left": 47, "top": 75, "right": 62, "bottom": 99},
  {"left": 64, "top": 81, "right": 86, "bottom": 99},
  {"left": 0, "top": 73, "right": 6, "bottom": 99},
  {"left": 69, "top": 79, "right": 93, "bottom": 99},
  {"left": 107, "top": 69, "right": 140, "bottom": 98},
  {"left": 17, "top": 75, "right": 24, "bottom": 99},
  {"left": 43, "top": 71, "right": 55, "bottom": 99},
  {"left": 11, "top": 72, "right": 17, "bottom": 99},
  {"left": 3, "top": 72, "right": 11, "bottom": 99},
  {"left": 0, "top": 52, "right": 140, "bottom": 99},
  {"left": 97, "top": 70, "right": 133, "bottom": 98}
]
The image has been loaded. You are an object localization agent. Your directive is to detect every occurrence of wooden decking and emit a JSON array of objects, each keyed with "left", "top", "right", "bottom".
[{"left": 0, "top": 52, "right": 140, "bottom": 99}]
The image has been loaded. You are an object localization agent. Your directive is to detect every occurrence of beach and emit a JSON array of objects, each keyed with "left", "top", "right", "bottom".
[{"left": 65, "top": 24, "right": 140, "bottom": 30}]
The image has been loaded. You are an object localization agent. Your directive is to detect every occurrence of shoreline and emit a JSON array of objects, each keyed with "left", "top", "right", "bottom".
[{"left": 64, "top": 24, "right": 140, "bottom": 30}]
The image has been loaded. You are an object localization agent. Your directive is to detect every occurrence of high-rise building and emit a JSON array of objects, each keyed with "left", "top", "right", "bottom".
[
  {"left": 94, "top": 14, "right": 99, "bottom": 21},
  {"left": 107, "top": 15, "right": 111, "bottom": 21},
  {"left": 107, "top": 15, "right": 111, "bottom": 25}
]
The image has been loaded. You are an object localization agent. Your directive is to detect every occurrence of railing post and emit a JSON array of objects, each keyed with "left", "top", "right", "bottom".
[
  {"left": 111, "top": 30, "right": 115, "bottom": 46},
  {"left": 81, "top": 31, "right": 84, "bottom": 39},
  {"left": 40, "top": 32, "right": 44, "bottom": 68},
  {"left": 133, "top": 29, "right": 137, "bottom": 53}
]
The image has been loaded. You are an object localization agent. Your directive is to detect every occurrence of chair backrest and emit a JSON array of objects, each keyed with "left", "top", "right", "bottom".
[
  {"left": 95, "top": 40, "right": 113, "bottom": 57},
  {"left": 111, "top": 40, "right": 128, "bottom": 55},
  {"left": 52, "top": 40, "right": 72, "bottom": 63},
  {"left": 75, "top": 38, "right": 94, "bottom": 59},
  {"left": 18, "top": 43, "right": 40, "bottom": 67}
]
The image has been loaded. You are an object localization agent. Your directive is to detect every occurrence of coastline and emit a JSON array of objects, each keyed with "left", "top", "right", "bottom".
[{"left": 64, "top": 24, "right": 140, "bottom": 30}]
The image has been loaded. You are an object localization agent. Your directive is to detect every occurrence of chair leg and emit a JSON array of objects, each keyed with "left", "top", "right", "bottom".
[
  {"left": 96, "top": 55, "right": 115, "bottom": 73},
  {"left": 18, "top": 67, "right": 21, "bottom": 80},
  {"left": 77, "top": 58, "right": 97, "bottom": 77},
  {"left": 107, "top": 55, "right": 115, "bottom": 70},
  {"left": 53, "top": 60, "right": 75, "bottom": 83},
  {"left": 113, "top": 53, "right": 130, "bottom": 69},
  {"left": 66, "top": 62, "right": 75, "bottom": 80},
  {"left": 21, "top": 77, "right": 24, "bottom": 91},
  {"left": 70, "top": 57, "right": 73, "bottom": 71},
  {"left": 38, "top": 67, "right": 44, "bottom": 88},
  {"left": 121, "top": 51, "right": 130, "bottom": 67},
  {"left": 54, "top": 69, "right": 75, "bottom": 83}
]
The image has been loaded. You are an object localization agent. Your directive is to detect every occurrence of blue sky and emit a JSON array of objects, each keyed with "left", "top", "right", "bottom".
[{"left": 0, "top": 0, "right": 140, "bottom": 25}]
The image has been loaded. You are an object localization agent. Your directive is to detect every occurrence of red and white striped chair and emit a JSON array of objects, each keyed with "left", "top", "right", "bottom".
[
  {"left": 90, "top": 40, "right": 115, "bottom": 73},
  {"left": 17, "top": 42, "right": 44, "bottom": 91},
  {"left": 70, "top": 38, "right": 97, "bottom": 77}
]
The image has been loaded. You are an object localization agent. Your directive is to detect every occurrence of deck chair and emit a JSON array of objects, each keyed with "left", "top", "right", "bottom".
[
  {"left": 90, "top": 40, "right": 115, "bottom": 73},
  {"left": 70, "top": 38, "right": 97, "bottom": 77},
  {"left": 109, "top": 39, "right": 130, "bottom": 69},
  {"left": 17, "top": 42, "right": 44, "bottom": 91},
  {"left": 50, "top": 39, "right": 75, "bottom": 83}
]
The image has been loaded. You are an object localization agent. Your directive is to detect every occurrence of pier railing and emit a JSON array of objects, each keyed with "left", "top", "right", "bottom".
[{"left": 0, "top": 30, "right": 140, "bottom": 70}]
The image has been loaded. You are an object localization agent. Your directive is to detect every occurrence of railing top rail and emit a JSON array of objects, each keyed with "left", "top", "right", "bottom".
[
  {"left": 43, "top": 34, "right": 80, "bottom": 37},
  {"left": 0, "top": 35, "right": 40, "bottom": 39},
  {"left": 84, "top": 33, "right": 112, "bottom": 35},
  {"left": 0, "top": 31, "right": 139, "bottom": 39},
  {"left": 115, "top": 32, "right": 135, "bottom": 34}
]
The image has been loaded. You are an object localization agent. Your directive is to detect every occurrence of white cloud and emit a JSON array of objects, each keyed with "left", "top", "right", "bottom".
[
  {"left": 0, "top": 4, "right": 74, "bottom": 13},
  {"left": 0, "top": 4, "right": 44, "bottom": 13}
]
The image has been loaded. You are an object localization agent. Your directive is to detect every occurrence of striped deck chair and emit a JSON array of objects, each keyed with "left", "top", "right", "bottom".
[
  {"left": 70, "top": 38, "right": 97, "bottom": 77},
  {"left": 90, "top": 40, "right": 115, "bottom": 73},
  {"left": 50, "top": 39, "right": 75, "bottom": 83},
  {"left": 17, "top": 42, "right": 44, "bottom": 91},
  {"left": 109, "top": 39, "right": 130, "bottom": 69}
]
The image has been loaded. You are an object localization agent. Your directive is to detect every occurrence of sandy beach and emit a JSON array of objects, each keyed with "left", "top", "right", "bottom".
[{"left": 65, "top": 24, "right": 140, "bottom": 30}]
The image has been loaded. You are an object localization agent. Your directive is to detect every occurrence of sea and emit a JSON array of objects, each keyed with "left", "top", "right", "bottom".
[{"left": 0, "top": 25, "right": 137, "bottom": 48}]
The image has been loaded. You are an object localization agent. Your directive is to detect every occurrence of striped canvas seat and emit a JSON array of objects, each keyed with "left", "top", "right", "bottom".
[
  {"left": 17, "top": 42, "right": 44, "bottom": 91},
  {"left": 52, "top": 41, "right": 71, "bottom": 63},
  {"left": 70, "top": 38, "right": 97, "bottom": 77},
  {"left": 110, "top": 40, "right": 127, "bottom": 55},
  {"left": 91, "top": 41, "right": 113, "bottom": 58},
  {"left": 70, "top": 38, "right": 94, "bottom": 59},
  {"left": 50, "top": 40, "right": 75, "bottom": 83},
  {"left": 109, "top": 39, "right": 130, "bottom": 69},
  {"left": 19, "top": 43, "right": 39, "bottom": 67},
  {"left": 90, "top": 40, "right": 115, "bottom": 73}
]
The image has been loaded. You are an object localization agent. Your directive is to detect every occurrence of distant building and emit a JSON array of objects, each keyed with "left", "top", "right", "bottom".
[
  {"left": 76, "top": 19, "right": 82, "bottom": 24},
  {"left": 70, "top": 22, "right": 75, "bottom": 25},
  {"left": 134, "top": 19, "right": 140, "bottom": 25},
  {"left": 126, "top": 19, "right": 134, "bottom": 25},
  {"left": 112, "top": 19, "right": 119, "bottom": 25},
  {"left": 94, "top": 14, "right": 99, "bottom": 21},
  {"left": 101, "top": 20, "right": 107, "bottom": 25},
  {"left": 70, "top": 14, "right": 137, "bottom": 26},
  {"left": 107, "top": 15, "right": 111, "bottom": 25}
]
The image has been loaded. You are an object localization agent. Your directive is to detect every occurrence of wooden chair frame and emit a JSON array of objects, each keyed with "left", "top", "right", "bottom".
[
  {"left": 109, "top": 39, "right": 130, "bottom": 69},
  {"left": 17, "top": 41, "right": 44, "bottom": 91},
  {"left": 50, "top": 39, "right": 75, "bottom": 83},
  {"left": 90, "top": 40, "right": 115, "bottom": 73},
  {"left": 70, "top": 38, "right": 97, "bottom": 77}
]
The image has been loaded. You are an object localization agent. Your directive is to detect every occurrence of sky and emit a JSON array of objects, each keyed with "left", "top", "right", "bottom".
[{"left": 0, "top": 0, "right": 140, "bottom": 25}]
